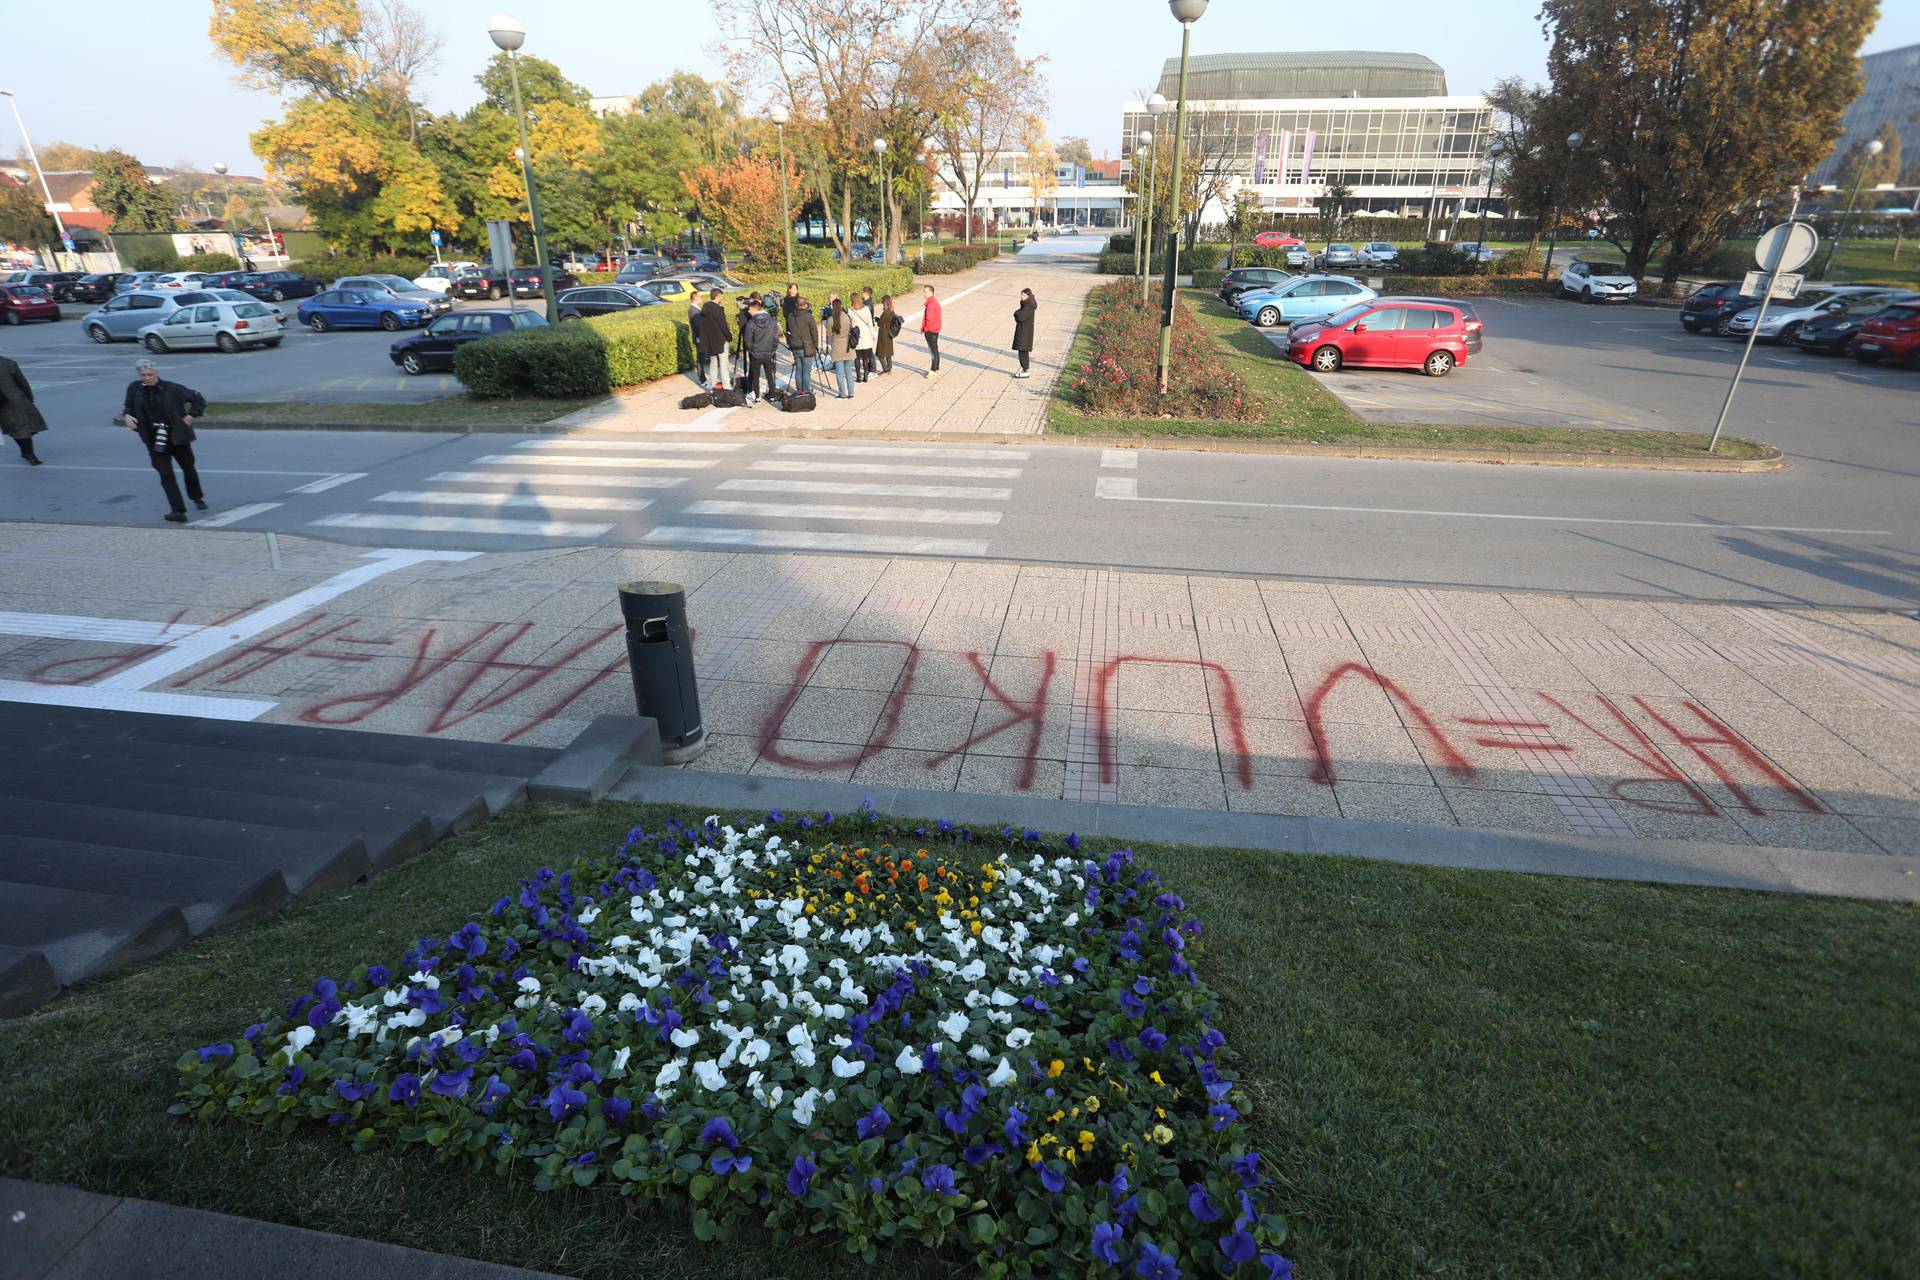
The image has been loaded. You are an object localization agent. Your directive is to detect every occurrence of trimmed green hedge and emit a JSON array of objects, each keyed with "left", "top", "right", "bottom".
[
  {"left": 1381, "top": 275, "right": 1561, "bottom": 295},
  {"left": 295, "top": 254, "right": 432, "bottom": 283},
  {"left": 1193, "top": 268, "right": 1226, "bottom": 289}
]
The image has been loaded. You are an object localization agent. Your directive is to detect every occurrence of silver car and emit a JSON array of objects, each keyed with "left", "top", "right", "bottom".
[
  {"left": 138, "top": 299, "right": 286, "bottom": 353},
  {"left": 1317, "top": 243, "right": 1362, "bottom": 269},
  {"left": 82, "top": 291, "right": 190, "bottom": 343},
  {"left": 331, "top": 273, "right": 454, "bottom": 316}
]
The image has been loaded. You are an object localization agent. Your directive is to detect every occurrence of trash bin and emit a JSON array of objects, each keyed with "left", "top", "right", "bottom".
[{"left": 619, "top": 580, "right": 704, "bottom": 757}]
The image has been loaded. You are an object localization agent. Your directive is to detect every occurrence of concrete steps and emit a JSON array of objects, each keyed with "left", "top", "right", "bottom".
[{"left": 0, "top": 704, "right": 661, "bottom": 1018}]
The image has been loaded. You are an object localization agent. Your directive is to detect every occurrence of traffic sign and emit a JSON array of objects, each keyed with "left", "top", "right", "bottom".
[
  {"left": 60, "top": 234, "right": 74, "bottom": 251},
  {"left": 1753, "top": 221, "right": 1817, "bottom": 273},
  {"left": 1741, "top": 270, "right": 1803, "bottom": 300},
  {"left": 430, "top": 229, "right": 442, "bottom": 246},
  {"left": 1586, "top": 228, "right": 1599, "bottom": 238}
]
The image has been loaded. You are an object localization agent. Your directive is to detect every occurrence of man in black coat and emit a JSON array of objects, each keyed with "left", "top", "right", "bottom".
[
  {"left": 0, "top": 353, "right": 48, "bottom": 464},
  {"left": 1011, "top": 288, "right": 1037, "bottom": 378},
  {"left": 743, "top": 298, "right": 780, "bottom": 404},
  {"left": 694, "top": 290, "right": 731, "bottom": 388},
  {"left": 785, "top": 297, "right": 819, "bottom": 395},
  {"left": 121, "top": 358, "right": 208, "bottom": 523}
]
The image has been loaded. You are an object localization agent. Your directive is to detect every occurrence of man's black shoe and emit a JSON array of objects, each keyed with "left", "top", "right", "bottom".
[
  {"left": 192, "top": 498, "right": 209, "bottom": 510},
  {"left": 164, "top": 512, "right": 187, "bottom": 523}
]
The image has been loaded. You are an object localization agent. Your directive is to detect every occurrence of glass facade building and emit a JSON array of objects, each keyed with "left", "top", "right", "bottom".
[
  {"left": 1120, "top": 51, "right": 1497, "bottom": 220},
  {"left": 1812, "top": 42, "right": 1920, "bottom": 187}
]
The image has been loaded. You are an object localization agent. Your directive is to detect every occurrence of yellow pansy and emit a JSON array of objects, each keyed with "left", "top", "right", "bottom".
[
  {"left": 1048, "top": 1060, "right": 1066, "bottom": 1078},
  {"left": 1078, "top": 1130, "right": 1095, "bottom": 1152},
  {"left": 1150, "top": 1124, "right": 1173, "bottom": 1145}
]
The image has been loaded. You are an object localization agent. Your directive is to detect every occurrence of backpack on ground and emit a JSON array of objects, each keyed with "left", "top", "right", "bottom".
[
  {"left": 710, "top": 388, "right": 747, "bottom": 408},
  {"left": 678, "top": 392, "right": 713, "bottom": 410},
  {"left": 782, "top": 392, "right": 817, "bottom": 413}
]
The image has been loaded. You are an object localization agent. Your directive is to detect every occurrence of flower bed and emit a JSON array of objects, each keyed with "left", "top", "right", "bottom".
[
  {"left": 1072, "top": 280, "right": 1262, "bottom": 423},
  {"left": 175, "top": 810, "right": 1292, "bottom": 1277}
]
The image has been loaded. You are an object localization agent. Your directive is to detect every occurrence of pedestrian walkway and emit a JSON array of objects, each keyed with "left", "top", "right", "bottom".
[{"left": 551, "top": 262, "right": 1094, "bottom": 437}]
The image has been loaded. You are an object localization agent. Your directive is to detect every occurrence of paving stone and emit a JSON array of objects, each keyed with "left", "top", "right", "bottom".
[
  {"left": 1333, "top": 781, "right": 1459, "bottom": 825},
  {"left": 807, "top": 640, "right": 913, "bottom": 692},
  {"left": 854, "top": 748, "right": 963, "bottom": 793},
  {"left": 1114, "top": 709, "right": 1222, "bottom": 773},
  {"left": 1118, "top": 765, "right": 1227, "bottom": 811},
  {"left": 1849, "top": 816, "right": 1920, "bottom": 857},
  {"left": 749, "top": 739, "right": 859, "bottom": 782},
  {"left": 766, "top": 688, "right": 888, "bottom": 745},
  {"left": 957, "top": 754, "right": 1065, "bottom": 798},
  {"left": 1730, "top": 810, "right": 1887, "bottom": 856},
  {"left": 1225, "top": 774, "right": 1342, "bottom": 818},
  {"left": 1441, "top": 788, "right": 1579, "bottom": 837},
  {"left": 881, "top": 694, "right": 982, "bottom": 753}
]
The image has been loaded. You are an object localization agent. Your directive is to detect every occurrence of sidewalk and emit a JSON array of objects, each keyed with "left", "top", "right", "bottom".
[
  {"left": 0, "top": 524, "right": 1915, "bottom": 871},
  {"left": 552, "top": 262, "right": 1095, "bottom": 436}
]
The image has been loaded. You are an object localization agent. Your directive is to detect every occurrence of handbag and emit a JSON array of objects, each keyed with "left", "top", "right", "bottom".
[
  {"left": 848, "top": 323, "right": 862, "bottom": 348},
  {"left": 889, "top": 313, "right": 903, "bottom": 338}
]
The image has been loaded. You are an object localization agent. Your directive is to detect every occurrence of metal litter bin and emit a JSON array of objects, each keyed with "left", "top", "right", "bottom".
[{"left": 619, "top": 580, "right": 704, "bottom": 757}]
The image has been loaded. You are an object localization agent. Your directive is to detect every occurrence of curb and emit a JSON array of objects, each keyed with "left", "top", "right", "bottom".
[
  {"left": 528, "top": 714, "right": 663, "bottom": 805},
  {"left": 607, "top": 765, "right": 1919, "bottom": 904}
]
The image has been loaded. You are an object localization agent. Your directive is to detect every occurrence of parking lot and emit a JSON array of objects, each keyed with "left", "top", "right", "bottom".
[{"left": 0, "top": 296, "right": 528, "bottom": 425}]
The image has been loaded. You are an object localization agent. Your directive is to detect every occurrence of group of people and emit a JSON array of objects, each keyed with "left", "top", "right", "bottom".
[
  {"left": 689, "top": 281, "right": 1040, "bottom": 402},
  {"left": 2, "top": 352, "right": 212, "bottom": 524}
]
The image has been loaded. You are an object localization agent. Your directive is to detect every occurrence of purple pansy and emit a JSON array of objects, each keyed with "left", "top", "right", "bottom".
[
  {"left": 389, "top": 1072, "right": 423, "bottom": 1109},
  {"left": 1135, "top": 1238, "right": 1181, "bottom": 1280},
  {"left": 787, "top": 1153, "right": 816, "bottom": 1197},
  {"left": 700, "top": 1115, "right": 739, "bottom": 1149},
  {"left": 856, "top": 1103, "right": 890, "bottom": 1140},
  {"left": 1093, "top": 1221, "right": 1124, "bottom": 1264},
  {"left": 429, "top": 1067, "right": 473, "bottom": 1098},
  {"left": 1187, "top": 1183, "right": 1221, "bottom": 1224},
  {"left": 544, "top": 1083, "right": 587, "bottom": 1120},
  {"left": 921, "top": 1164, "right": 958, "bottom": 1196}
]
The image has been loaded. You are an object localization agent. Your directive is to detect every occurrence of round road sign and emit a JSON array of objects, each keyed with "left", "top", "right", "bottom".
[{"left": 1754, "top": 221, "right": 1817, "bottom": 273}]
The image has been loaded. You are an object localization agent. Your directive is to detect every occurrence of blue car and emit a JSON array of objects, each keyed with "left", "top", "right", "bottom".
[
  {"left": 297, "top": 288, "right": 433, "bottom": 332},
  {"left": 1235, "top": 275, "right": 1376, "bottom": 328}
]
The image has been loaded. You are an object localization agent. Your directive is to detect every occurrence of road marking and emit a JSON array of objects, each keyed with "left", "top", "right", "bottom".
[
  {"left": 427, "top": 469, "right": 687, "bottom": 489},
  {"left": 511, "top": 439, "right": 744, "bottom": 452},
  {"left": 0, "top": 612, "right": 203, "bottom": 645},
  {"left": 0, "top": 680, "right": 275, "bottom": 721},
  {"left": 773, "top": 443, "right": 1030, "bottom": 460},
  {"left": 286, "top": 472, "right": 368, "bottom": 494},
  {"left": 685, "top": 500, "right": 1001, "bottom": 525},
  {"left": 372, "top": 490, "right": 655, "bottom": 512},
  {"left": 643, "top": 526, "right": 990, "bottom": 556},
  {"left": 473, "top": 453, "right": 716, "bottom": 469},
  {"left": 1092, "top": 487, "right": 1891, "bottom": 534},
  {"left": 1100, "top": 449, "right": 1138, "bottom": 469},
  {"left": 749, "top": 461, "right": 1021, "bottom": 479},
  {"left": 312, "top": 513, "right": 614, "bottom": 537},
  {"left": 1834, "top": 371, "right": 1880, "bottom": 384},
  {"left": 193, "top": 502, "right": 283, "bottom": 528},
  {"left": 901, "top": 279, "right": 991, "bottom": 326},
  {"left": 1096, "top": 475, "right": 1139, "bottom": 499},
  {"left": 719, "top": 478, "right": 1013, "bottom": 500},
  {"left": 27, "top": 465, "right": 336, "bottom": 476}
]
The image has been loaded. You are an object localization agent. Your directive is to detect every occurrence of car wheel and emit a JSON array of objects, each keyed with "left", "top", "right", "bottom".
[
  {"left": 309, "top": 315, "right": 329, "bottom": 332},
  {"left": 0, "top": 311, "right": 16, "bottom": 325},
  {"left": 401, "top": 352, "right": 425, "bottom": 375},
  {"left": 559, "top": 311, "right": 580, "bottom": 321},
  {"left": 271, "top": 288, "right": 286, "bottom": 301},
  {"left": 88, "top": 323, "right": 111, "bottom": 344},
  {"left": 263, "top": 338, "right": 281, "bottom": 348},
  {"left": 216, "top": 332, "right": 241, "bottom": 353},
  {"left": 1257, "top": 306, "right": 1280, "bottom": 328},
  {"left": 143, "top": 333, "right": 167, "bottom": 353},
  {"left": 1681, "top": 319, "right": 1700, "bottom": 332},
  {"left": 1775, "top": 321, "right": 1801, "bottom": 344},
  {"left": 1423, "top": 350, "right": 1455, "bottom": 377},
  {"left": 1853, "top": 351, "right": 1879, "bottom": 364},
  {"left": 379, "top": 312, "right": 401, "bottom": 331},
  {"left": 487, "top": 285, "right": 503, "bottom": 300},
  {"left": 1310, "top": 345, "right": 1343, "bottom": 373}
]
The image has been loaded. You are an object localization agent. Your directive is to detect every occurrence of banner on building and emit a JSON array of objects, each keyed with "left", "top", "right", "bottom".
[
  {"left": 1276, "top": 130, "right": 1292, "bottom": 186},
  {"left": 1251, "top": 129, "right": 1270, "bottom": 185},
  {"left": 1298, "top": 129, "right": 1318, "bottom": 187}
]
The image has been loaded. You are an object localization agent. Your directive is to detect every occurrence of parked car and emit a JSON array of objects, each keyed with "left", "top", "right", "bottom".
[
  {"left": 1791, "top": 291, "right": 1920, "bottom": 354},
  {"left": 137, "top": 299, "right": 285, "bottom": 353},
  {"left": 237, "top": 269, "right": 322, "bottom": 301},
  {"left": 1287, "top": 298, "right": 1476, "bottom": 377},
  {"left": 1453, "top": 242, "right": 1500, "bottom": 265},
  {"left": 1234, "top": 275, "right": 1376, "bottom": 328},
  {"left": 662, "top": 246, "right": 703, "bottom": 270},
  {"left": 1849, "top": 300, "right": 1920, "bottom": 366},
  {"left": 200, "top": 270, "right": 255, "bottom": 290},
  {"left": 0, "top": 283, "right": 60, "bottom": 324},
  {"left": 1315, "top": 243, "right": 1363, "bottom": 270},
  {"left": 298, "top": 288, "right": 433, "bottom": 331},
  {"left": 13, "top": 270, "right": 84, "bottom": 300},
  {"left": 1217, "top": 267, "right": 1294, "bottom": 303},
  {"left": 1557, "top": 259, "right": 1637, "bottom": 302},
  {"left": 114, "top": 272, "right": 165, "bottom": 294},
  {"left": 1723, "top": 285, "right": 1886, "bottom": 343},
  {"left": 685, "top": 245, "right": 726, "bottom": 271},
  {"left": 614, "top": 254, "right": 676, "bottom": 283},
  {"left": 66, "top": 272, "right": 131, "bottom": 303},
  {"left": 1679, "top": 281, "right": 1748, "bottom": 333},
  {"left": 413, "top": 261, "right": 481, "bottom": 293},
  {"left": 1280, "top": 243, "right": 1315, "bottom": 268},
  {"left": 514, "top": 265, "right": 575, "bottom": 295},
  {"left": 1291, "top": 295, "right": 1483, "bottom": 356},
  {"left": 331, "top": 273, "right": 452, "bottom": 315},
  {"left": 586, "top": 253, "right": 624, "bottom": 272},
  {"left": 82, "top": 291, "right": 189, "bottom": 341},
  {"left": 555, "top": 285, "right": 665, "bottom": 321},
  {"left": 633, "top": 275, "right": 729, "bottom": 305},
  {"left": 1252, "top": 231, "right": 1303, "bottom": 249},
  {"left": 388, "top": 309, "right": 548, "bottom": 373},
  {"left": 1358, "top": 243, "right": 1400, "bottom": 267},
  {"left": 149, "top": 272, "right": 209, "bottom": 290}
]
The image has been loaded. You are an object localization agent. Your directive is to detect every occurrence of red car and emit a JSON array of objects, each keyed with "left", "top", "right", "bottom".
[
  {"left": 0, "top": 283, "right": 61, "bottom": 324},
  {"left": 1288, "top": 298, "right": 1478, "bottom": 377},
  {"left": 1252, "top": 231, "right": 1304, "bottom": 249},
  {"left": 1850, "top": 300, "right": 1920, "bottom": 367}
]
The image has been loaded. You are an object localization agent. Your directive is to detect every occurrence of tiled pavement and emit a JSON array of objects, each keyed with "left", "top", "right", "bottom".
[
  {"left": 548, "top": 263, "right": 1093, "bottom": 436},
  {"left": 2, "top": 523, "right": 1917, "bottom": 861}
]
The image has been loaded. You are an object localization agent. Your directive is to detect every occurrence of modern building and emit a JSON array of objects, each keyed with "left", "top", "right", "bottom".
[
  {"left": 928, "top": 156, "right": 1128, "bottom": 228},
  {"left": 1118, "top": 51, "right": 1497, "bottom": 225},
  {"left": 1812, "top": 42, "right": 1920, "bottom": 187}
]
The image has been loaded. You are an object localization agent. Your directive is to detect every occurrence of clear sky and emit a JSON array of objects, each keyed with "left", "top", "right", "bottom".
[{"left": 4, "top": 0, "right": 1917, "bottom": 175}]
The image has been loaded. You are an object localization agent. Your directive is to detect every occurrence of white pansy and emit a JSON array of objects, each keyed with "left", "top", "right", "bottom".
[
  {"left": 579, "top": 994, "right": 607, "bottom": 1015},
  {"left": 611, "top": 1046, "right": 631, "bottom": 1075},
  {"left": 958, "top": 959, "right": 987, "bottom": 982},
  {"left": 578, "top": 904, "right": 600, "bottom": 925},
  {"left": 895, "top": 1044, "right": 923, "bottom": 1075},
  {"left": 692, "top": 1059, "right": 727, "bottom": 1091},
  {"left": 830, "top": 1054, "right": 865, "bottom": 1079},
  {"left": 618, "top": 993, "right": 642, "bottom": 1013},
  {"left": 739, "top": 1038, "right": 772, "bottom": 1068},
  {"left": 286, "top": 1025, "right": 315, "bottom": 1055},
  {"left": 792, "top": 1087, "right": 821, "bottom": 1126},
  {"left": 670, "top": 1027, "right": 701, "bottom": 1049},
  {"left": 1006, "top": 1027, "right": 1033, "bottom": 1050},
  {"left": 939, "top": 1010, "right": 970, "bottom": 1040},
  {"left": 987, "top": 1057, "right": 1017, "bottom": 1087},
  {"left": 968, "top": 1044, "right": 991, "bottom": 1062},
  {"left": 655, "top": 1058, "right": 684, "bottom": 1089}
]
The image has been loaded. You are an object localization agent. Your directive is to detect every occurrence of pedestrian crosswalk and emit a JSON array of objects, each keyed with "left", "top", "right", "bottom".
[{"left": 303, "top": 437, "right": 1031, "bottom": 555}]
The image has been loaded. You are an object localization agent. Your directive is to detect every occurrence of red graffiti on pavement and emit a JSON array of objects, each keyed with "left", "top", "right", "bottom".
[
  {"left": 1458, "top": 717, "right": 1575, "bottom": 752},
  {"left": 1090, "top": 656, "right": 1254, "bottom": 789},
  {"left": 1299, "top": 662, "right": 1475, "bottom": 786},
  {"left": 166, "top": 614, "right": 394, "bottom": 689},
  {"left": 757, "top": 639, "right": 921, "bottom": 771},
  {"left": 1537, "top": 693, "right": 1717, "bottom": 815},
  {"left": 926, "top": 651, "right": 1056, "bottom": 789},
  {"left": 26, "top": 600, "right": 266, "bottom": 687},
  {"left": 1627, "top": 696, "right": 1823, "bottom": 815}
]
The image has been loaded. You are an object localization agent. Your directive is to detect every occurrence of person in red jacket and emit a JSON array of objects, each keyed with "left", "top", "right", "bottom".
[{"left": 919, "top": 283, "right": 942, "bottom": 378}]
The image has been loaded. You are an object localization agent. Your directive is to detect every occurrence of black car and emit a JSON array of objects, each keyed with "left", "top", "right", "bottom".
[
  {"left": 1791, "top": 292, "right": 1920, "bottom": 354},
  {"left": 1217, "top": 267, "right": 1293, "bottom": 303},
  {"left": 388, "top": 309, "right": 549, "bottom": 374},
  {"left": 556, "top": 285, "right": 664, "bottom": 320},
  {"left": 14, "top": 270, "right": 84, "bottom": 301},
  {"left": 614, "top": 254, "right": 676, "bottom": 285},
  {"left": 239, "top": 270, "right": 322, "bottom": 301},
  {"left": 1680, "top": 281, "right": 1749, "bottom": 333},
  {"left": 67, "top": 272, "right": 131, "bottom": 303},
  {"left": 514, "top": 265, "right": 575, "bottom": 296}
]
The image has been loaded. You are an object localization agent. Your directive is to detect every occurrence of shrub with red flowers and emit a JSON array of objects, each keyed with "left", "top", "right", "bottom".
[{"left": 1071, "top": 282, "right": 1261, "bottom": 422}]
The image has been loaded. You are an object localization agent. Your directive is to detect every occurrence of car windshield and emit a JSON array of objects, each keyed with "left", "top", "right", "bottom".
[
  {"left": 369, "top": 275, "right": 416, "bottom": 290},
  {"left": 1877, "top": 305, "right": 1919, "bottom": 321},
  {"left": 1321, "top": 303, "right": 1372, "bottom": 328},
  {"left": 9, "top": 285, "right": 49, "bottom": 298}
]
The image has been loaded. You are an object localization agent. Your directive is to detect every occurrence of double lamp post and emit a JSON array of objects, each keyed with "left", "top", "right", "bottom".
[
  {"left": 1153, "top": 0, "right": 1207, "bottom": 396},
  {"left": 489, "top": 12, "right": 558, "bottom": 322}
]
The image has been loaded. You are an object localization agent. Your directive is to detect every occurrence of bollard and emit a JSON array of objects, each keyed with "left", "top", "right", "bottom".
[{"left": 618, "top": 580, "right": 705, "bottom": 761}]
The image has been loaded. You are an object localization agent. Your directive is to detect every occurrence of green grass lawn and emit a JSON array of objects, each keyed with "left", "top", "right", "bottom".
[
  {"left": 1048, "top": 290, "right": 1772, "bottom": 458},
  {"left": 203, "top": 396, "right": 592, "bottom": 427},
  {"left": 2, "top": 801, "right": 1913, "bottom": 1278}
]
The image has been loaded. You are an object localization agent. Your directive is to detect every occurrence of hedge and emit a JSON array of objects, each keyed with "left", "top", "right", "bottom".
[
  {"left": 914, "top": 242, "right": 1002, "bottom": 276},
  {"left": 1380, "top": 275, "right": 1561, "bottom": 295},
  {"left": 455, "top": 266, "right": 913, "bottom": 399},
  {"left": 294, "top": 254, "right": 432, "bottom": 283},
  {"left": 1192, "top": 269, "right": 1225, "bottom": 290}
]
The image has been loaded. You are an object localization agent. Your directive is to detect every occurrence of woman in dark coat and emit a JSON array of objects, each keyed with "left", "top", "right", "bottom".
[
  {"left": 875, "top": 295, "right": 898, "bottom": 374},
  {"left": 1011, "top": 288, "right": 1037, "bottom": 379},
  {"left": 0, "top": 353, "right": 47, "bottom": 464}
]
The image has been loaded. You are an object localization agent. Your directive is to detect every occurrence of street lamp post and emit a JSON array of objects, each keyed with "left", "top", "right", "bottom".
[
  {"left": 770, "top": 105, "right": 795, "bottom": 284},
  {"left": 1156, "top": 1, "right": 1207, "bottom": 396},
  {"left": 1540, "top": 129, "right": 1584, "bottom": 282},
  {"left": 1473, "top": 140, "right": 1502, "bottom": 274},
  {"left": 919, "top": 140, "right": 933, "bottom": 266},
  {"left": 1, "top": 89, "right": 72, "bottom": 269},
  {"left": 488, "top": 13, "right": 558, "bottom": 323},
  {"left": 1141, "top": 93, "right": 1169, "bottom": 301},
  {"left": 213, "top": 161, "right": 242, "bottom": 264},
  {"left": 872, "top": 137, "right": 889, "bottom": 265},
  {"left": 1818, "top": 137, "right": 1884, "bottom": 280},
  {"left": 1134, "top": 131, "right": 1153, "bottom": 286}
]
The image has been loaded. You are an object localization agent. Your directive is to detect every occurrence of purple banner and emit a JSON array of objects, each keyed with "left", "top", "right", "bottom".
[
  {"left": 1298, "top": 129, "right": 1318, "bottom": 188},
  {"left": 1275, "top": 130, "right": 1292, "bottom": 186},
  {"left": 1251, "top": 129, "right": 1271, "bottom": 185}
]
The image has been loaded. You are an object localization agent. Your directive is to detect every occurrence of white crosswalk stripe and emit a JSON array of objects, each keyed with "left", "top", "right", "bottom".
[
  {"left": 747, "top": 460, "right": 1022, "bottom": 479},
  {"left": 510, "top": 440, "right": 745, "bottom": 453},
  {"left": 642, "top": 527, "right": 991, "bottom": 555},
  {"left": 428, "top": 470, "right": 687, "bottom": 489},
  {"left": 473, "top": 453, "right": 717, "bottom": 469},
  {"left": 373, "top": 491, "right": 655, "bottom": 512},
  {"left": 313, "top": 513, "right": 614, "bottom": 537},
  {"left": 772, "top": 443, "right": 1031, "bottom": 460},
  {"left": 685, "top": 500, "right": 1000, "bottom": 525},
  {"left": 719, "top": 478, "right": 1013, "bottom": 500}
]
